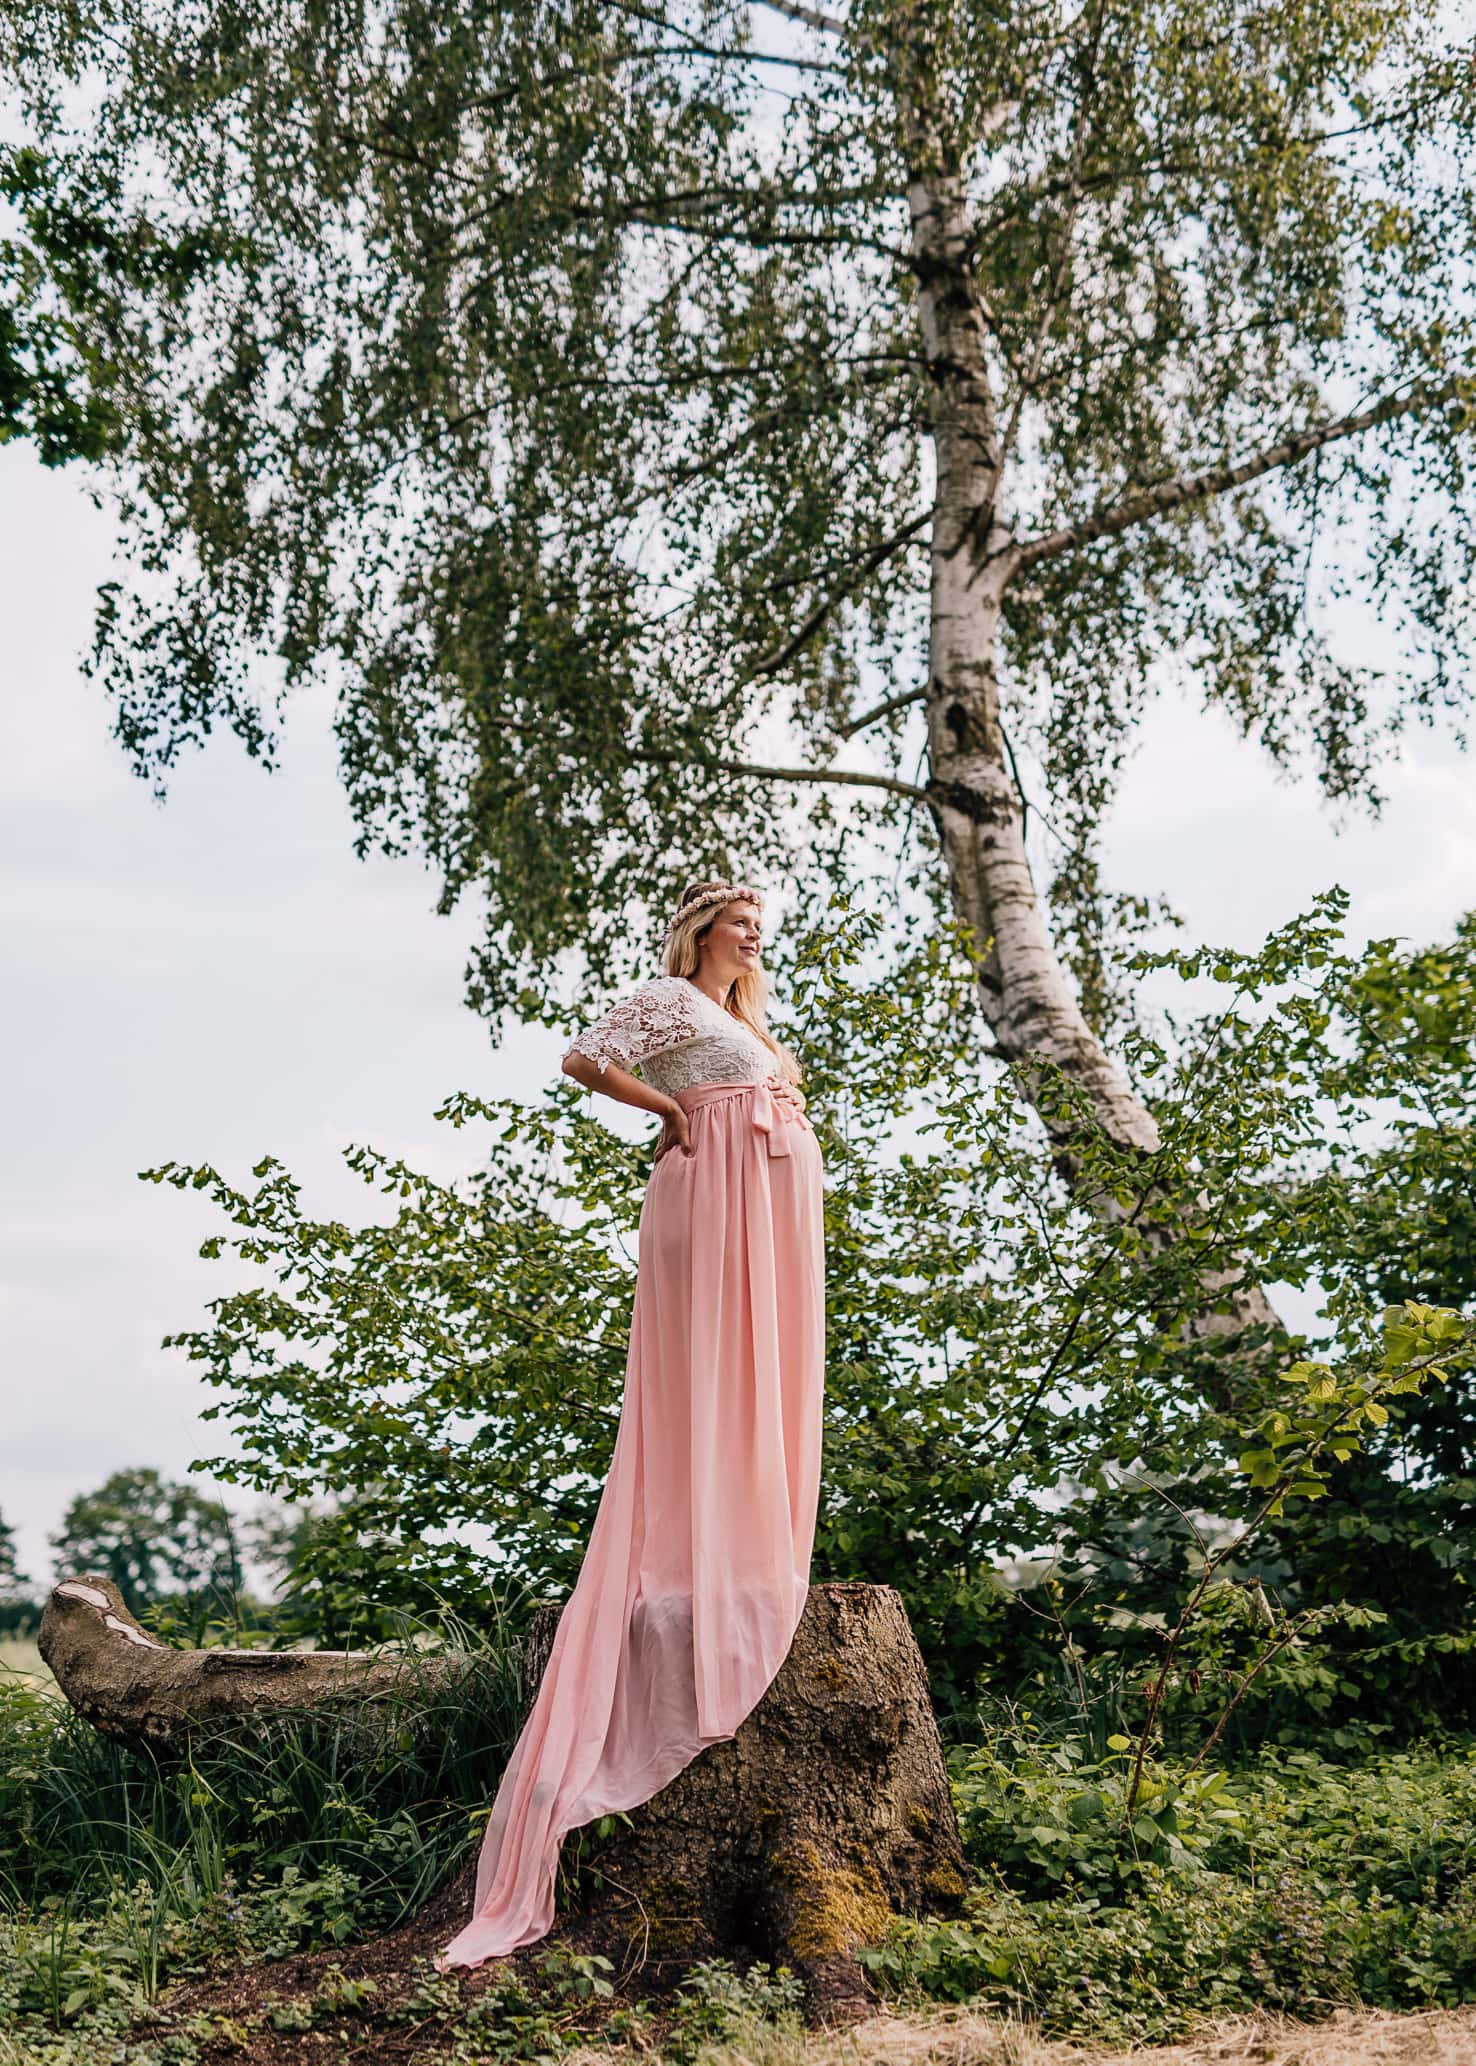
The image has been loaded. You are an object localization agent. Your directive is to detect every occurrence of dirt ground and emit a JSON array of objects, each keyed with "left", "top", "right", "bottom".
[{"left": 734, "top": 2002, "right": 1476, "bottom": 2066}]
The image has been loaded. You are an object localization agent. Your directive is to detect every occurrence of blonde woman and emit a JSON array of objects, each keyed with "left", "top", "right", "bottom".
[{"left": 440, "top": 881, "right": 825, "bottom": 1969}]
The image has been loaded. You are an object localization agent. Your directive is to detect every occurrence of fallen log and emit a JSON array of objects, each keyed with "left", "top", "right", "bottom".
[
  {"left": 38, "top": 1575, "right": 472, "bottom": 1750},
  {"left": 42, "top": 1575, "right": 971, "bottom": 2026}
]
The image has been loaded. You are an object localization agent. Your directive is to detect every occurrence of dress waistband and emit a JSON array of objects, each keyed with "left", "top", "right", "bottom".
[{"left": 673, "top": 1080, "right": 810, "bottom": 1157}]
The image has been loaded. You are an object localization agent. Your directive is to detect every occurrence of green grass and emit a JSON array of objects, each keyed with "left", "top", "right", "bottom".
[
  {"left": 3, "top": 1630, "right": 1476, "bottom": 2061},
  {"left": 0, "top": 1604, "right": 541, "bottom": 2061},
  {"left": 0, "top": 1635, "right": 526, "bottom": 1921},
  {"left": 0, "top": 1639, "right": 50, "bottom": 1694}
]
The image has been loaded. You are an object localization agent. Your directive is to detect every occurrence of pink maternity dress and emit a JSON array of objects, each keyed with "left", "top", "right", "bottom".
[{"left": 438, "top": 973, "right": 825, "bottom": 1970}]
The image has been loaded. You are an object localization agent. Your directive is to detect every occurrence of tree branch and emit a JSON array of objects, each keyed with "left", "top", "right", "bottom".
[
  {"left": 635, "top": 742, "right": 929, "bottom": 802},
  {"left": 999, "top": 0, "right": 1105, "bottom": 464},
  {"left": 438, "top": 178, "right": 904, "bottom": 263},
  {"left": 753, "top": 0, "right": 847, "bottom": 34},
  {"left": 1013, "top": 380, "right": 1457, "bottom": 570},
  {"left": 750, "top": 511, "right": 932, "bottom": 676},
  {"left": 454, "top": 34, "right": 846, "bottom": 131},
  {"left": 705, "top": 756, "right": 930, "bottom": 803},
  {"left": 977, "top": 57, "right": 1475, "bottom": 224},
  {"left": 838, "top": 686, "right": 924, "bottom": 739},
  {"left": 610, "top": 211, "right": 904, "bottom": 262},
  {"left": 607, "top": 0, "right": 849, "bottom": 67},
  {"left": 478, "top": 714, "right": 930, "bottom": 805}
]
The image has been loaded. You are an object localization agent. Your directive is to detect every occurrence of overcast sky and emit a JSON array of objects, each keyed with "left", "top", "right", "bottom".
[{"left": 3, "top": 438, "right": 1473, "bottom": 1592}]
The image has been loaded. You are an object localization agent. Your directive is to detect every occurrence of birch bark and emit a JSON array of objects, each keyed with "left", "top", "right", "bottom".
[
  {"left": 899, "top": 48, "right": 1278, "bottom": 1335},
  {"left": 904, "top": 90, "right": 1157, "bottom": 1154}
]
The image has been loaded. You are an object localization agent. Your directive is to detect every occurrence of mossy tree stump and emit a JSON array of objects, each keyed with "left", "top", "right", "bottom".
[{"left": 483, "top": 1580, "right": 972, "bottom": 2023}]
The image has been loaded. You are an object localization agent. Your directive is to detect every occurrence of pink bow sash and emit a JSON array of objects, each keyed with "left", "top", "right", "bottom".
[{"left": 673, "top": 1079, "right": 810, "bottom": 1156}]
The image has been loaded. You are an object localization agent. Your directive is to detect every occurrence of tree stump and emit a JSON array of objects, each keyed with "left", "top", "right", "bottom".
[{"left": 491, "top": 1580, "right": 971, "bottom": 2022}]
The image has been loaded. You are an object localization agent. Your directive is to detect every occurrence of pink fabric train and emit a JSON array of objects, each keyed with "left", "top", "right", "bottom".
[{"left": 438, "top": 1074, "right": 825, "bottom": 1969}]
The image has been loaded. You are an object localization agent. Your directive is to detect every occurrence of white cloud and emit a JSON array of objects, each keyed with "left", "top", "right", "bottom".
[
  {"left": 1357, "top": 755, "right": 1476, "bottom": 922},
  {"left": 1101, "top": 693, "right": 1474, "bottom": 952}
]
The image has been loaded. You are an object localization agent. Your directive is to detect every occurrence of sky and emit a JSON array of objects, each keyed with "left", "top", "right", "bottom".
[{"left": 2, "top": 438, "right": 1474, "bottom": 1594}]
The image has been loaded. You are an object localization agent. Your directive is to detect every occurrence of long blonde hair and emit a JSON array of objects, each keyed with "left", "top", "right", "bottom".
[{"left": 660, "top": 886, "right": 803, "bottom": 1087}]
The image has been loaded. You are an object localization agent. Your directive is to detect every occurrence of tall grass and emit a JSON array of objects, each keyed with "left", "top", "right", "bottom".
[
  {"left": 0, "top": 1639, "right": 49, "bottom": 1692},
  {"left": 0, "top": 1601, "right": 529, "bottom": 1931}
]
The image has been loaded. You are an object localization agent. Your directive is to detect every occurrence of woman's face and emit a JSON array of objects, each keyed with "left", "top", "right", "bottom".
[{"left": 700, "top": 899, "right": 763, "bottom": 982}]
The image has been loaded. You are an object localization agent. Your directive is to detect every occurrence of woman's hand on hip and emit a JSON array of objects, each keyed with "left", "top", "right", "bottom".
[{"left": 654, "top": 1101, "right": 693, "bottom": 1163}]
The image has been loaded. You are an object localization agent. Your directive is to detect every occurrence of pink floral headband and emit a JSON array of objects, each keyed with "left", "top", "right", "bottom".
[{"left": 660, "top": 880, "right": 765, "bottom": 952}]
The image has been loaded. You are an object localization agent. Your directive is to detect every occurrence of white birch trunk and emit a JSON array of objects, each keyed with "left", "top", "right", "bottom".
[
  {"left": 900, "top": 75, "right": 1278, "bottom": 1337},
  {"left": 905, "top": 145, "right": 1160, "bottom": 1155}
]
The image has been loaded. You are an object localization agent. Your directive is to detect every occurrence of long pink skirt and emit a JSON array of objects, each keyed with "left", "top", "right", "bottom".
[{"left": 438, "top": 1079, "right": 825, "bottom": 1969}]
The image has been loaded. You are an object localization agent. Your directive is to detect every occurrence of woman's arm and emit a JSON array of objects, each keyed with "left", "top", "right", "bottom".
[{"left": 561, "top": 1051, "right": 692, "bottom": 1157}]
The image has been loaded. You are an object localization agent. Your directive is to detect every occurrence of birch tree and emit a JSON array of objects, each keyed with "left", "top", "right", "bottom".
[{"left": 7, "top": 0, "right": 1476, "bottom": 1168}]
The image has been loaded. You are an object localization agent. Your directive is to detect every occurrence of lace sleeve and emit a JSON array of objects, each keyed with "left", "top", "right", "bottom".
[{"left": 563, "top": 978, "right": 702, "bottom": 1077}]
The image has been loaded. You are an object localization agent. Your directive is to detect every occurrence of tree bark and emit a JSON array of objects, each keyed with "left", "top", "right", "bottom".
[
  {"left": 897, "top": 39, "right": 1281, "bottom": 1339},
  {"left": 504, "top": 1579, "right": 970, "bottom": 2021},
  {"left": 903, "top": 110, "right": 1164, "bottom": 1152}
]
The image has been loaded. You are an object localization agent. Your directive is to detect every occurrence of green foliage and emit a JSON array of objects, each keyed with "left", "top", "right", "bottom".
[
  {"left": 948, "top": 1724, "right": 1247, "bottom": 1894},
  {"left": 385, "top": 1954, "right": 577, "bottom": 2064},
  {"left": 1253, "top": 915, "right": 1476, "bottom": 1649},
  {"left": 0, "top": 145, "right": 120, "bottom": 467},
  {"left": 0, "top": 1627, "right": 522, "bottom": 1922},
  {"left": 1235, "top": 1301, "right": 1463, "bottom": 1516},
  {"left": 0, "top": 1858, "right": 377, "bottom": 2064},
  {"left": 860, "top": 1735, "right": 1476, "bottom": 2044},
  {"left": 4, "top": 3, "right": 1475, "bottom": 1016},
  {"left": 0, "top": 1858, "right": 594, "bottom": 2064},
  {"left": 657, "top": 1959, "right": 807, "bottom": 2066},
  {"left": 0, "top": 1512, "right": 35, "bottom": 1635},
  {"left": 2, "top": 1609, "right": 1473, "bottom": 2056},
  {"left": 952, "top": 1718, "right": 1476, "bottom": 1909},
  {"left": 0, "top": 1513, "right": 25, "bottom": 1596},
  {"left": 371, "top": 1949, "right": 800, "bottom": 2066},
  {"left": 134, "top": 889, "right": 1474, "bottom": 1735},
  {"left": 0, "top": 1617, "right": 532, "bottom": 2063},
  {"left": 48, "top": 1470, "right": 242, "bottom": 1621}
]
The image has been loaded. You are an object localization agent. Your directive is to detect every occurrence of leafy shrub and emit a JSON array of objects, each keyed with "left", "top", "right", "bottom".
[
  {"left": 859, "top": 1732, "right": 1476, "bottom": 2044},
  {"left": 659, "top": 1958, "right": 808, "bottom": 2066},
  {"left": 138, "top": 895, "right": 1476, "bottom": 1735},
  {"left": 948, "top": 1724, "right": 1245, "bottom": 1893}
]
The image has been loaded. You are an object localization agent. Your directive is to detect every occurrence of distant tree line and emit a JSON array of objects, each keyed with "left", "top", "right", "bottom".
[{"left": 0, "top": 1472, "right": 339, "bottom": 1639}]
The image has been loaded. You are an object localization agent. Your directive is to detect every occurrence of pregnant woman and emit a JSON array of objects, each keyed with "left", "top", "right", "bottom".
[{"left": 439, "top": 879, "right": 826, "bottom": 1969}]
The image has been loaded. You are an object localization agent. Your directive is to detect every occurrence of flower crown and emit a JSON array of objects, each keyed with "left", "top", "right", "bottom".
[{"left": 660, "top": 879, "right": 764, "bottom": 953}]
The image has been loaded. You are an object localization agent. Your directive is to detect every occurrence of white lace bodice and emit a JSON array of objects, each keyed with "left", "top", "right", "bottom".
[{"left": 565, "top": 974, "right": 780, "bottom": 1094}]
